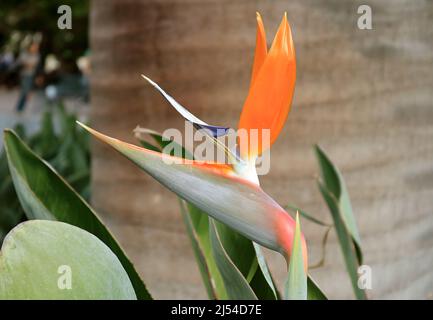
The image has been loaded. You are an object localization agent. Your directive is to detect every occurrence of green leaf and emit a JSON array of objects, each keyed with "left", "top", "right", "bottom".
[
  {"left": 0, "top": 220, "right": 136, "bottom": 299},
  {"left": 1, "top": 106, "right": 91, "bottom": 244},
  {"left": 285, "top": 213, "right": 307, "bottom": 300},
  {"left": 209, "top": 220, "right": 257, "bottom": 300},
  {"left": 250, "top": 243, "right": 279, "bottom": 299},
  {"left": 315, "top": 145, "right": 366, "bottom": 299},
  {"left": 214, "top": 221, "right": 278, "bottom": 299},
  {"left": 0, "top": 127, "right": 26, "bottom": 244},
  {"left": 179, "top": 200, "right": 223, "bottom": 299},
  {"left": 3, "top": 129, "right": 152, "bottom": 300}
]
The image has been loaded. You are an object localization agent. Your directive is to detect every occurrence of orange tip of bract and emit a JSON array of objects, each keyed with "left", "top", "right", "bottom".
[
  {"left": 250, "top": 12, "right": 267, "bottom": 87},
  {"left": 238, "top": 13, "right": 296, "bottom": 160}
]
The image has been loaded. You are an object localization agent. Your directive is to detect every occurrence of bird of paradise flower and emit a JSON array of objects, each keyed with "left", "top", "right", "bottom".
[{"left": 78, "top": 13, "right": 325, "bottom": 299}]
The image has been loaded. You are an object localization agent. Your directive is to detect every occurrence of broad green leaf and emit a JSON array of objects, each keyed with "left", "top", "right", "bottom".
[
  {"left": 77, "top": 122, "right": 298, "bottom": 259},
  {"left": 285, "top": 213, "right": 307, "bottom": 300},
  {"left": 141, "top": 130, "right": 277, "bottom": 299},
  {"left": 209, "top": 220, "right": 257, "bottom": 300},
  {"left": 1, "top": 106, "right": 91, "bottom": 245},
  {"left": 315, "top": 145, "right": 366, "bottom": 299},
  {"left": 0, "top": 150, "right": 23, "bottom": 243},
  {"left": 3, "top": 129, "right": 152, "bottom": 300},
  {"left": 0, "top": 125, "right": 27, "bottom": 243},
  {"left": 0, "top": 220, "right": 136, "bottom": 299}
]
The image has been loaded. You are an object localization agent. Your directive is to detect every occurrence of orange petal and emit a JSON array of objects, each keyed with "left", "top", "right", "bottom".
[
  {"left": 250, "top": 12, "right": 268, "bottom": 87},
  {"left": 238, "top": 13, "right": 296, "bottom": 159}
]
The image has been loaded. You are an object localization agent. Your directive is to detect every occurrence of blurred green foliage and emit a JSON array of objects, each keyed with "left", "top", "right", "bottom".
[{"left": 0, "top": 104, "right": 91, "bottom": 243}]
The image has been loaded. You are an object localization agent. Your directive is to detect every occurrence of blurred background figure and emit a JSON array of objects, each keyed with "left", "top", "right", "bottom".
[
  {"left": 14, "top": 36, "right": 41, "bottom": 112},
  {"left": 0, "top": 32, "right": 21, "bottom": 88},
  {"left": 0, "top": 0, "right": 90, "bottom": 113}
]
